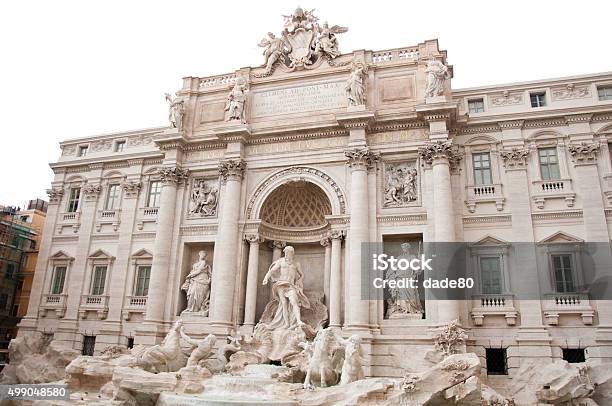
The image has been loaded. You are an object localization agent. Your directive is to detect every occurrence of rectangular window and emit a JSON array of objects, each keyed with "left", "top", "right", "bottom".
[
  {"left": 91, "top": 265, "right": 107, "bottom": 295},
  {"left": 598, "top": 86, "right": 612, "bottom": 101},
  {"left": 538, "top": 147, "right": 561, "bottom": 180},
  {"left": 147, "top": 181, "right": 162, "bottom": 207},
  {"left": 5, "top": 264, "right": 14, "bottom": 279},
  {"left": 552, "top": 254, "right": 574, "bottom": 293},
  {"left": 67, "top": 187, "right": 81, "bottom": 213},
  {"left": 486, "top": 348, "right": 508, "bottom": 375},
  {"left": 114, "top": 140, "right": 126, "bottom": 152},
  {"left": 468, "top": 98, "right": 485, "bottom": 113},
  {"left": 134, "top": 265, "right": 151, "bottom": 296},
  {"left": 562, "top": 348, "right": 586, "bottom": 363},
  {"left": 105, "top": 184, "right": 121, "bottom": 210},
  {"left": 51, "top": 266, "right": 67, "bottom": 294},
  {"left": 127, "top": 337, "right": 134, "bottom": 349},
  {"left": 480, "top": 256, "right": 502, "bottom": 294},
  {"left": 0, "top": 294, "right": 8, "bottom": 310},
  {"left": 530, "top": 92, "right": 546, "bottom": 107},
  {"left": 77, "top": 145, "right": 88, "bottom": 157},
  {"left": 472, "top": 152, "right": 492, "bottom": 185},
  {"left": 82, "top": 335, "right": 96, "bottom": 356}
]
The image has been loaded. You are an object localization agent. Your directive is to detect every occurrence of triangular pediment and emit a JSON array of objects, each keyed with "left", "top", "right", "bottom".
[
  {"left": 470, "top": 235, "right": 509, "bottom": 247},
  {"left": 49, "top": 250, "right": 74, "bottom": 261},
  {"left": 88, "top": 249, "right": 115, "bottom": 260},
  {"left": 131, "top": 249, "right": 153, "bottom": 259},
  {"left": 538, "top": 231, "right": 584, "bottom": 244}
]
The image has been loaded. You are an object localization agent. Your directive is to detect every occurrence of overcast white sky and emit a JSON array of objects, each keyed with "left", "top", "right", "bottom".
[{"left": 1, "top": 0, "right": 611, "bottom": 207}]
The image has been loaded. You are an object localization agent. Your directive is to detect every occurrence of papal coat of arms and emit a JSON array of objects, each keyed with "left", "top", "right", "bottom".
[{"left": 256, "top": 7, "right": 348, "bottom": 76}]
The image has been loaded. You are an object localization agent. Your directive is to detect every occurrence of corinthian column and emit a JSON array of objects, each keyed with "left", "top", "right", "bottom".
[
  {"left": 345, "top": 147, "right": 379, "bottom": 330},
  {"left": 144, "top": 166, "right": 188, "bottom": 323},
  {"left": 329, "top": 230, "right": 345, "bottom": 328},
  {"left": 209, "top": 159, "right": 246, "bottom": 328},
  {"left": 418, "top": 140, "right": 461, "bottom": 323},
  {"left": 243, "top": 233, "right": 263, "bottom": 328}
]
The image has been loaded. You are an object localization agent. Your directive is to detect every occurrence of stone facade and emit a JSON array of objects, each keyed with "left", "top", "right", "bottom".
[{"left": 18, "top": 10, "right": 612, "bottom": 386}]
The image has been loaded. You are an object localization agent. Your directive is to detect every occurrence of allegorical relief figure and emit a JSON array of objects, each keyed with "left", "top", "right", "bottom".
[
  {"left": 424, "top": 57, "right": 450, "bottom": 98},
  {"left": 164, "top": 93, "right": 185, "bottom": 130},
  {"left": 225, "top": 78, "right": 248, "bottom": 123},
  {"left": 315, "top": 21, "right": 348, "bottom": 59},
  {"left": 181, "top": 250, "right": 212, "bottom": 315},
  {"left": 345, "top": 62, "right": 366, "bottom": 106},
  {"left": 384, "top": 164, "right": 418, "bottom": 207},
  {"left": 188, "top": 179, "right": 218, "bottom": 217},
  {"left": 262, "top": 245, "right": 310, "bottom": 330},
  {"left": 386, "top": 242, "right": 424, "bottom": 319}
]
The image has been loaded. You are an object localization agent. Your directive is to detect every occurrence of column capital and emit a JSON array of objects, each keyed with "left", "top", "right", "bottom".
[
  {"left": 329, "top": 230, "right": 346, "bottom": 240},
  {"left": 568, "top": 141, "right": 600, "bottom": 165},
  {"left": 500, "top": 147, "right": 530, "bottom": 170},
  {"left": 344, "top": 147, "right": 380, "bottom": 171},
  {"left": 158, "top": 166, "right": 189, "bottom": 185},
  {"left": 269, "top": 240, "right": 286, "bottom": 250},
  {"left": 82, "top": 183, "right": 102, "bottom": 201},
  {"left": 418, "top": 140, "right": 462, "bottom": 168},
  {"left": 46, "top": 188, "right": 65, "bottom": 204},
  {"left": 244, "top": 233, "right": 264, "bottom": 244},
  {"left": 120, "top": 180, "right": 142, "bottom": 199},
  {"left": 320, "top": 236, "right": 331, "bottom": 247},
  {"left": 218, "top": 159, "right": 246, "bottom": 182}
]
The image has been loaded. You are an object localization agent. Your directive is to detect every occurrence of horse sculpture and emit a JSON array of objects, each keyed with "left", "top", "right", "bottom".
[
  {"left": 303, "top": 328, "right": 342, "bottom": 389},
  {"left": 134, "top": 320, "right": 196, "bottom": 373}
]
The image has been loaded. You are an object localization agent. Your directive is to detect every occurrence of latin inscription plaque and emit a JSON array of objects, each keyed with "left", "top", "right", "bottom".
[{"left": 251, "top": 81, "right": 346, "bottom": 117}]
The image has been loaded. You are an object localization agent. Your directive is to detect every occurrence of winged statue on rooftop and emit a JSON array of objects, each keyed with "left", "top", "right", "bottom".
[{"left": 254, "top": 7, "right": 349, "bottom": 77}]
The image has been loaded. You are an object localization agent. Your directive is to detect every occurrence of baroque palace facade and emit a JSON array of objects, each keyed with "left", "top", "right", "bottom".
[{"left": 19, "top": 10, "right": 612, "bottom": 379}]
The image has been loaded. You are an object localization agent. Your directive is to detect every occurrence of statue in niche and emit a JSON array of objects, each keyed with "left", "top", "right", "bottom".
[
  {"left": 384, "top": 164, "right": 418, "bottom": 207},
  {"left": 314, "top": 21, "right": 348, "bottom": 59},
  {"left": 188, "top": 179, "right": 218, "bottom": 217},
  {"left": 181, "top": 250, "right": 211, "bottom": 315},
  {"left": 386, "top": 242, "right": 424, "bottom": 319},
  {"left": 164, "top": 93, "right": 185, "bottom": 130},
  {"left": 225, "top": 78, "right": 248, "bottom": 123},
  {"left": 258, "top": 32, "right": 289, "bottom": 74},
  {"left": 345, "top": 62, "right": 367, "bottom": 106},
  {"left": 262, "top": 245, "right": 310, "bottom": 330},
  {"left": 424, "top": 57, "right": 450, "bottom": 98}
]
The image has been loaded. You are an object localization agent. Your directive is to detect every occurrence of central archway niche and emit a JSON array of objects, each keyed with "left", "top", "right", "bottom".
[{"left": 253, "top": 179, "right": 335, "bottom": 322}]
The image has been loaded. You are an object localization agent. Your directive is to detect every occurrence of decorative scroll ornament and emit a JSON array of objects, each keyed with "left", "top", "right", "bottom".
[
  {"left": 188, "top": 178, "right": 219, "bottom": 217},
  {"left": 164, "top": 93, "right": 185, "bottom": 131},
  {"left": 568, "top": 141, "right": 600, "bottom": 163},
  {"left": 46, "top": 188, "right": 65, "bottom": 203},
  {"left": 254, "top": 7, "right": 348, "bottom": 77},
  {"left": 417, "top": 140, "right": 462, "bottom": 168},
  {"left": 120, "top": 180, "right": 142, "bottom": 198},
  {"left": 344, "top": 147, "right": 380, "bottom": 170},
  {"left": 218, "top": 159, "right": 246, "bottom": 182},
  {"left": 158, "top": 166, "right": 189, "bottom": 184},
  {"left": 500, "top": 147, "right": 530, "bottom": 168},
  {"left": 384, "top": 163, "right": 418, "bottom": 207}
]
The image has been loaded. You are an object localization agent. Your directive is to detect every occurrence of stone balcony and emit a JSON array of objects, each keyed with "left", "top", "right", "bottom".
[
  {"left": 532, "top": 179, "right": 576, "bottom": 209},
  {"left": 136, "top": 207, "right": 159, "bottom": 230},
  {"left": 470, "top": 294, "right": 518, "bottom": 326},
  {"left": 95, "top": 209, "right": 121, "bottom": 232},
  {"left": 79, "top": 294, "right": 110, "bottom": 320},
  {"left": 543, "top": 293, "right": 594, "bottom": 325},
  {"left": 122, "top": 295, "right": 148, "bottom": 321},
  {"left": 38, "top": 294, "right": 68, "bottom": 318},
  {"left": 465, "top": 184, "right": 505, "bottom": 213},
  {"left": 56, "top": 212, "right": 81, "bottom": 234}
]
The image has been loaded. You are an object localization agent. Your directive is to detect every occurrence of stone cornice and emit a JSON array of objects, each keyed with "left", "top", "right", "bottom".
[
  {"left": 498, "top": 120, "right": 524, "bottom": 130},
  {"left": 336, "top": 110, "right": 376, "bottom": 130}
]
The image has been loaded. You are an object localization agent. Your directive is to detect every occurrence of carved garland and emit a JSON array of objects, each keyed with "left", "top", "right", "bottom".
[{"left": 246, "top": 166, "right": 347, "bottom": 219}]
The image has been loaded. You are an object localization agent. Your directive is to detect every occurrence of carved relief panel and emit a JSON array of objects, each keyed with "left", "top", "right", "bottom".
[
  {"left": 187, "top": 178, "right": 220, "bottom": 218},
  {"left": 383, "top": 161, "right": 420, "bottom": 208}
]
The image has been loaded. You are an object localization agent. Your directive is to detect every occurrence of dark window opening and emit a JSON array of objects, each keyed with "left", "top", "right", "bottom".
[
  {"left": 127, "top": 337, "right": 134, "bottom": 349},
  {"left": 563, "top": 348, "right": 586, "bottom": 363},
  {"left": 486, "top": 348, "right": 507, "bottom": 375},
  {"left": 82, "top": 335, "right": 96, "bottom": 356}
]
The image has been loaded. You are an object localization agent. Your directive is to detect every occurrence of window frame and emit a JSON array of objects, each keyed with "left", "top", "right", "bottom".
[
  {"left": 550, "top": 253, "right": 576, "bottom": 293},
  {"left": 467, "top": 98, "right": 485, "bottom": 114},
  {"left": 146, "top": 180, "right": 162, "bottom": 208},
  {"left": 598, "top": 86, "right": 612, "bottom": 101},
  {"left": 538, "top": 147, "right": 561, "bottom": 181},
  {"left": 51, "top": 265, "right": 67, "bottom": 295},
  {"left": 114, "top": 140, "right": 126, "bottom": 152},
  {"left": 77, "top": 145, "right": 89, "bottom": 157},
  {"left": 472, "top": 152, "right": 493, "bottom": 186},
  {"left": 46, "top": 251, "right": 74, "bottom": 296},
  {"left": 90, "top": 265, "right": 108, "bottom": 296},
  {"left": 540, "top": 240, "right": 584, "bottom": 294},
  {"left": 470, "top": 243, "right": 511, "bottom": 296},
  {"left": 133, "top": 265, "right": 151, "bottom": 297},
  {"left": 66, "top": 187, "right": 81, "bottom": 213},
  {"left": 104, "top": 184, "right": 122, "bottom": 210},
  {"left": 530, "top": 92, "right": 547, "bottom": 108}
]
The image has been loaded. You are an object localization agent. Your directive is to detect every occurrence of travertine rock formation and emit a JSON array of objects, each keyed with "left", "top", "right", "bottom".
[{"left": 0, "top": 332, "right": 79, "bottom": 384}]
